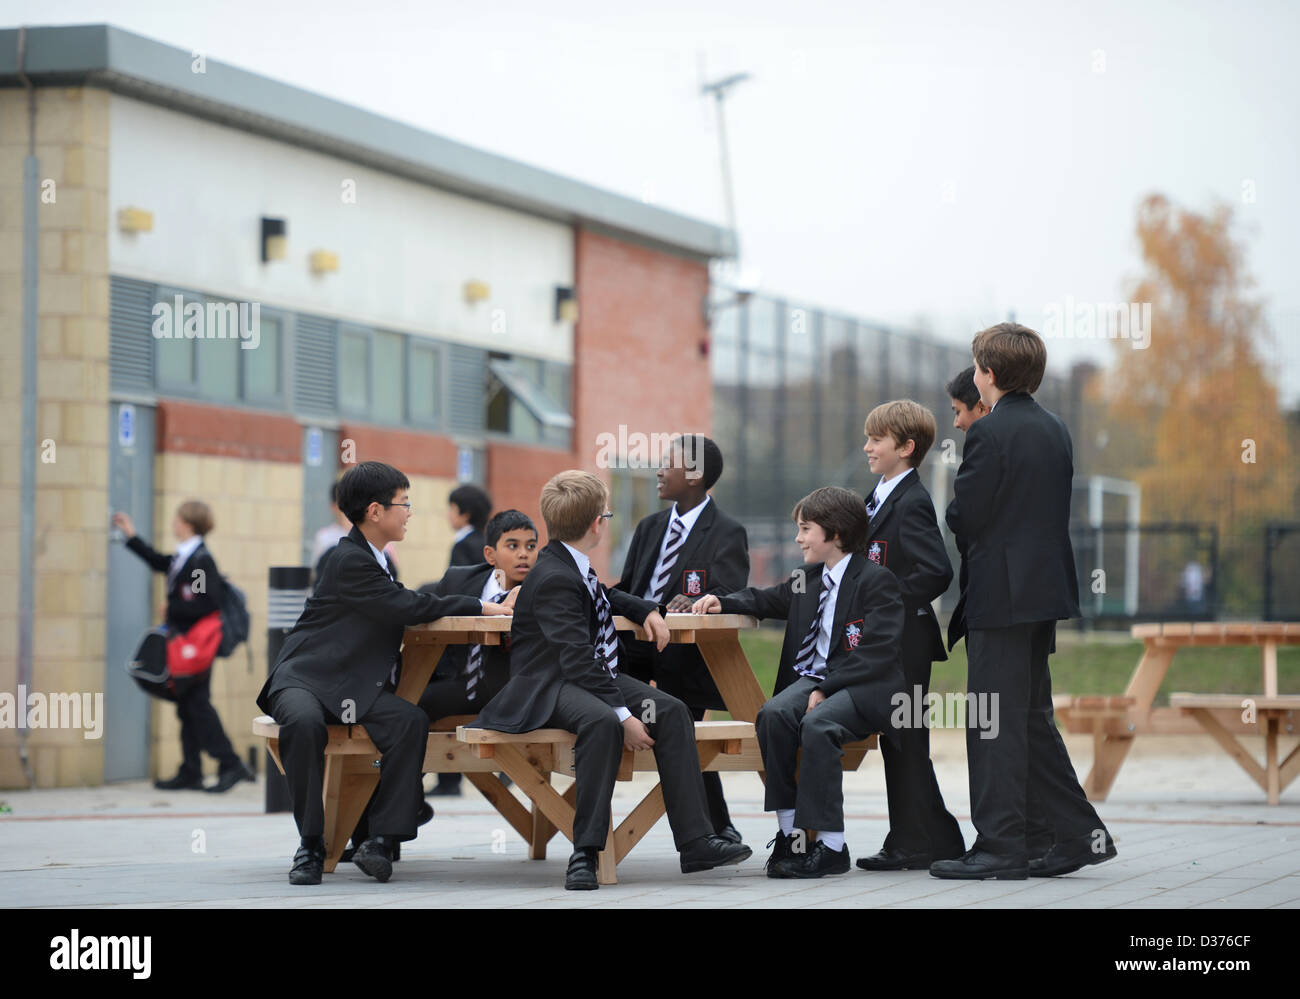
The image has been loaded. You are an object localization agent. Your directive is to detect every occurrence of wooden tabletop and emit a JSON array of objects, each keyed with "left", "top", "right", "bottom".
[
  {"left": 1131, "top": 622, "right": 1300, "bottom": 642},
  {"left": 405, "top": 613, "right": 758, "bottom": 635}
]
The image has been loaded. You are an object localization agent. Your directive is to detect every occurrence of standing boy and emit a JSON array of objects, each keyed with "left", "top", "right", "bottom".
[
  {"left": 694, "top": 487, "right": 905, "bottom": 878},
  {"left": 935, "top": 323, "right": 1115, "bottom": 880},
  {"left": 257, "top": 461, "right": 513, "bottom": 886},
  {"left": 613, "top": 434, "right": 749, "bottom": 841},
  {"left": 855, "top": 401, "right": 965, "bottom": 871},
  {"left": 475, "top": 470, "right": 751, "bottom": 890},
  {"left": 447, "top": 484, "right": 492, "bottom": 567}
]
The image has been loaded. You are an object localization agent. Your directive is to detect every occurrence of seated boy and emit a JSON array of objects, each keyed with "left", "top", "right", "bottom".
[
  {"left": 613, "top": 434, "right": 749, "bottom": 842},
  {"left": 256, "top": 461, "right": 513, "bottom": 886},
  {"left": 418, "top": 509, "right": 539, "bottom": 721},
  {"left": 693, "top": 486, "right": 905, "bottom": 878},
  {"left": 474, "top": 470, "right": 752, "bottom": 890}
]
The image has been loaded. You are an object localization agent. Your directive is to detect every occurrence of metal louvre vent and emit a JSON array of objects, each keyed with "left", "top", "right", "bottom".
[
  {"left": 109, "top": 276, "right": 156, "bottom": 393},
  {"left": 447, "top": 345, "right": 487, "bottom": 435},
  {"left": 294, "top": 313, "right": 337, "bottom": 415}
]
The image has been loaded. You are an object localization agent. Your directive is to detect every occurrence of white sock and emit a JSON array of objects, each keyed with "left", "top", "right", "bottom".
[
  {"left": 777, "top": 809, "right": 796, "bottom": 836},
  {"left": 819, "top": 831, "right": 846, "bottom": 852}
]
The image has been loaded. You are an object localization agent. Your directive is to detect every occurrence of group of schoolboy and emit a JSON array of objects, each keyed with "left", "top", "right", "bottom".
[{"left": 259, "top": 322, "right": 1114, "bottom": 890}]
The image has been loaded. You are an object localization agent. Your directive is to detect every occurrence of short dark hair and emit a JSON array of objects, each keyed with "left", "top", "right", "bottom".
[
  {"left": 673, "top": 434, "right": 724, "bottom": 490},
  {"left": 485, "top": 509, "right": 537, "bottom": 548},
  {"left": 337, "top": 461, "right": 410, "bottom": 524},
  {"left": 945, "top": 366, "right": 981, "bottom": 408},
  {"left": 971, "top": 322, "right": 1047, "bottom": 395},
  {"left": 791, "top": 486, "right": 869, "bottom": 556},
  {"left": 449, "top": 484, "right": 492, "bottom": 532},
  {"left": 176, "top": 499, "right": 214, "bottom": 536}
]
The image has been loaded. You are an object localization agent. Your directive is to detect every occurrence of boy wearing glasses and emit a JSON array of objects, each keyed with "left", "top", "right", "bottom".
[
  {"left": 475, "top": 470, "right": 752, "bottom": 890},
  {"left": 257, "top": 461, "right": 513, "bottom": 886}
]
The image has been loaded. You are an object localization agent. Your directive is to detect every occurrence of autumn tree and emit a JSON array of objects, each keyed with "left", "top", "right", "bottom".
[{"left": 1098, "top": 194, "right": 1294, "bottom": 611}]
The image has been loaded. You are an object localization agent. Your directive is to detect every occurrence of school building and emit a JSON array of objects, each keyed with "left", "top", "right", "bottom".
[{"left": 0, "top": 24, "right": 731, "bottom": 787}]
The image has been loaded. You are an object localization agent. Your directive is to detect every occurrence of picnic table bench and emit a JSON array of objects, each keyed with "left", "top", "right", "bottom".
[
  {"left": 1069, "top": 622, "right": 1299, "bottom": 802},
  {"left": 254, "top": 612, "right": 879, "bottom": 879}
]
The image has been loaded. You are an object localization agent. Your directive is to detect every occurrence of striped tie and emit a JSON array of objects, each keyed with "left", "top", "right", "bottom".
[
  {"left": 587, "top": 567, "right": 620, "bottom": 678},
  {"left": 646, "top": 518, "right": 686, "bottom": 604},
  {"left": 866, "top": 490, "right": 881, "bottom": 521},
  {"left": 465, "top": 590, "right": 509, "bottom": 702},
  {"left": 791, "top": 571, "right": 835, "bottom": 679}
]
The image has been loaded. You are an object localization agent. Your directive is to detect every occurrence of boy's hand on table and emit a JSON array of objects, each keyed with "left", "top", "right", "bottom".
[
  {"left": 622, "top": 716, "right": 655, "bottom": 751},
  {"left": 664, "top": 594, "right": 693, "bottom": 613},
  {"left": 691, "top": 594, "right": 721, "bottom": 615},
  {"left": 480, "top": 599, "right": 513, "bottom": 615},
  {"left": 642, "top": 611, "right": 670, "bottom": 651},
  {"left": 806, "top": 689, "right": 826, "bottom": 713}
]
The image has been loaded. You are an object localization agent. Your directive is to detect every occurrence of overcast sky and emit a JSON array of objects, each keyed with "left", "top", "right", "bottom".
[{"left": 11, "top": 0, "right": 1299, "bottom": 401}]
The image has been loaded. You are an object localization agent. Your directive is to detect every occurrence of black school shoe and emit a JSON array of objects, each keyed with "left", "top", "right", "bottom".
[
  {"left": 856, "top": 847, "right": 933, "bottom": 872},
  {"left": 207, "top": 762, "right": 255, "bottom": 793},
  {"left": 566, "top": 848, "right": 599, "bottom": 891},
  {"left": 1029, "top": 833, "right": 1117, "bottom": 877},
  {"left": 680, "top": 834, "right": 752, "bottom": 873},
  {"left": 352, "top": 838, "right": 394, "bottom": 882},
  {"left": 765, "top": 832, "right": 796, "bottom": 877},
  {"left": 289, "top": 843, "right": 325, "bottom": 886},
  {"left": 929, "top": 848, "right": 1028, "bottom": 880},
  {"left": 772, "top": 840, "right": 851, "bottom": 879},
  {"left": 154, "top": 771, "right": 204, "bottom": 791}
]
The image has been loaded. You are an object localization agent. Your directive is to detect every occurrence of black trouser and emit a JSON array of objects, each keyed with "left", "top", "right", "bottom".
[
  {"left": 172, "top": 671, "right": 241, "bottom": 778},
  {"left": 879, "top": 655, "right": 965, "bottom": 859},
  {"left": 270, "top": 686, "right": 427, "bottom": 841},
  {"left": 421, "top": 680, "right": 478, "bottom": 794},
  {"left": 966, "top": 622, "right": 1107, "bottom": 858},
  {"left": 756, "top": 677, "right": 874, "bottom": 833},
  {"left": 621, "top": 637, "right": 733, "bottom": 833},
  {"left": 551, "top": 674, "right": 714, "bottom": 851}
]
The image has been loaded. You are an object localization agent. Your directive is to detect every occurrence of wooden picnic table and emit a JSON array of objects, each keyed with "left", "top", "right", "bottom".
[
  {"left": 1076, "top": 622, "right": 1300, "bottom": 803},
  {"left": 258, "top": 613, "right": 767, "bottom": 876}
]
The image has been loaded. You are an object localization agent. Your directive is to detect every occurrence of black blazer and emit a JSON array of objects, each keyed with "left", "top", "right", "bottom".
[
  {"left": 946, "top": 536, "right": 970, "bottom": 652},
  {"left": 125, "top": 535, "right": 225, "bottom": 633},
  {"left": 719, "top": 554, "right": 906, "bottom": 743},
  {"left": 864, "top": 471, "right": 952, "bottom": 665},
  {"left": 257, "top": 526, "right": 481, "bottom": 719},
  {"left": 449, "top": 529, "right": 487, "bottom": 568},
  {"left": 474, "top": 540, "right": 658, "bottom": 734},
  {"left": 945, "top": 391, "right": 1081, "bottom": 629},
  {"left": 419, "top": 563, "right": 512, "bottom": 695},
  {"left": 613, "top": 499, "right": 749, "bottom": 708}
]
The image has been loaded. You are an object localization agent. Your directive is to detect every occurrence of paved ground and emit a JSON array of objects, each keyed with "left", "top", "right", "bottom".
[{"left": 2, "top": 731, "right": 1297, "bottom": 908}]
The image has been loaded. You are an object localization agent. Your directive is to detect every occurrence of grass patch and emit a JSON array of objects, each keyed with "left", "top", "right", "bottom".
[{"left": 735, "top": 625, "right": 1299, "bottom": 708}]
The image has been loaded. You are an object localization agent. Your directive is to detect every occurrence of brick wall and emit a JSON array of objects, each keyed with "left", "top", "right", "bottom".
[
  {"left": 0, "top": 88, "right": 111, "bottom": 788},
  {"left": 573, "top": 228, "right": 713, "bottom": 576}
]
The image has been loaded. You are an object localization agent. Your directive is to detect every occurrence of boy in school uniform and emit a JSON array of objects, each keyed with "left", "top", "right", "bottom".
[
  {"left": 943, "top": 365, "right": 988, "bottom": 653},
  {"left": 112, "top": 501, "right": 253, "bottom": 793},
  {"left": 935, "top": 323, "right": 1116, "bottom": 880},
  {"left": 418, "top": 509, "right": 539, "bottom": 722},
  {"left": 447, "top": 484, "right": 492, "bottom": 567},
  {"left": 474, "top": 470, "right": 752, "bottom": 890},
  {"left": 693, "top": 486, "right": 906, "bottom": 879},
  {"left": 855, "top": 400, "right": 965, "bottom": 871},
  {"left": 613, "top": 434, "right": 749, "bottom": 841},
  {"left": 257, "top": 461, "right": 513, "bottom": 886}
]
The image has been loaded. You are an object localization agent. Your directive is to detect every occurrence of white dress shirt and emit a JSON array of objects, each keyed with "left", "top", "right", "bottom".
[{"left": 811, "top": 553, "right": 854, "bottom": 673}]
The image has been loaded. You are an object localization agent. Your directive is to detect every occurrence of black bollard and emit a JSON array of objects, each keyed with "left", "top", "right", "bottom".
[{"left": 264, "top": 566, "right": 311, "bottom": 813}]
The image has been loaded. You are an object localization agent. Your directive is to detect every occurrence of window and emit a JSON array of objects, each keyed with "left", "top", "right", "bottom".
[
  {"left": 608, "top": 468, "right": 661, "bottom": 576},
  {"left": 371, "top": 331, "right": 404, "bottom": 424},
  {"left": 154, "top": 289, "right": 199, "bottom": 388},
  {"left": 485, "top": 356, "right": 573, "bottom": 446},
  {"left": 244, "top": 313, "right": 282, "bottom": 402},
  {"left": 339, "top": 328, "right": 370, "bottom": 414},
  {"left": 407, "top": 340, "right": 441, "bottom": 425}
]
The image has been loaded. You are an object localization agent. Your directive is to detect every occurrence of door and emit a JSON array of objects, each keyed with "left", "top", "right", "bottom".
[
  {"left": 301, "top": 425, "right": 340, "bottom": 568},
  {"left": 104, "top": 401, "right": 155, "bottom": 781}
]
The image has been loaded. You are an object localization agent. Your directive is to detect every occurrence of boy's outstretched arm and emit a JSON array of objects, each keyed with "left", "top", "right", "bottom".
[{"left": 336, "top": 548, "right": 483, "bottom": 626}]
